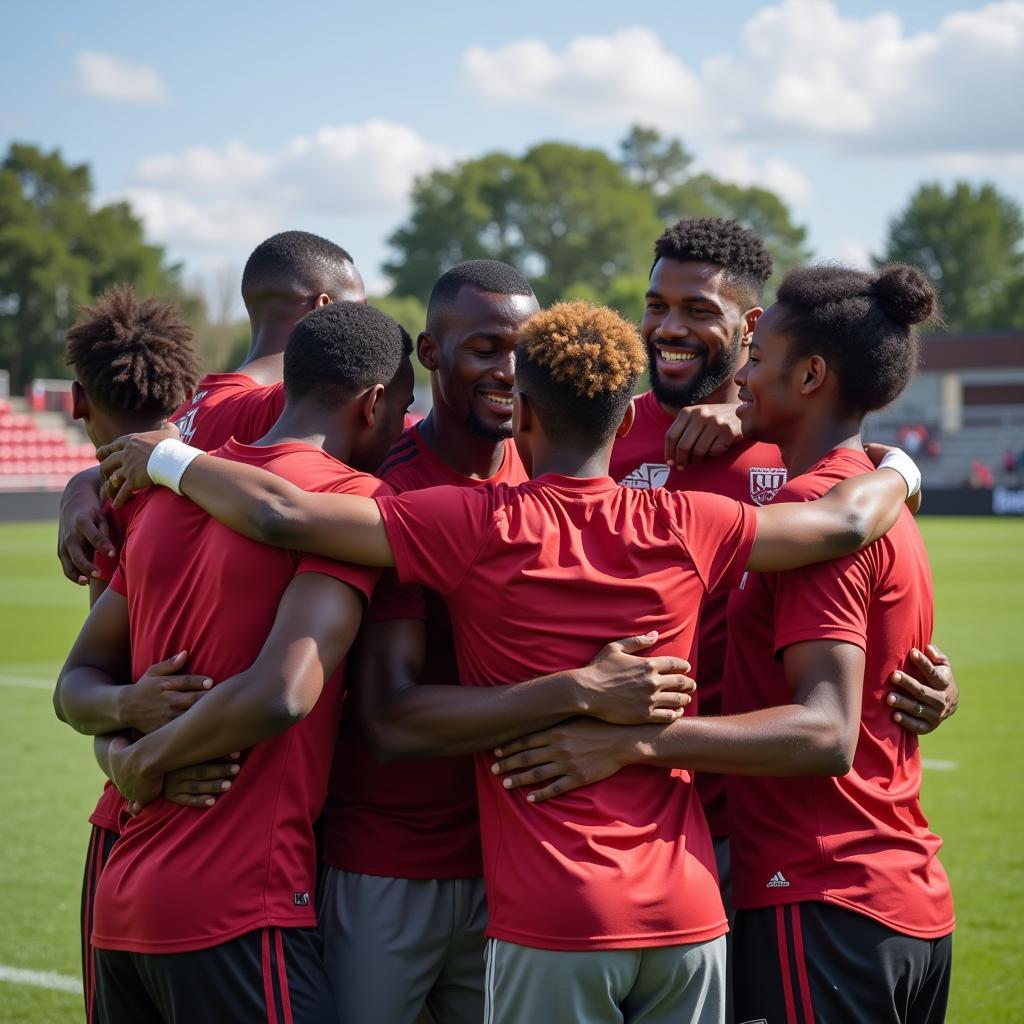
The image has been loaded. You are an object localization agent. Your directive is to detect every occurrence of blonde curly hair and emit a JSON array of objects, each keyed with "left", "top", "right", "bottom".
[{"left": 517, "top": 301, "right": 647, "bottom": 399}]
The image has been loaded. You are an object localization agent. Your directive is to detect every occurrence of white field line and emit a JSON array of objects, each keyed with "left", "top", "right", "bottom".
[
  {"left": 922, "top": 758, "right": 959, "bottom": 771},
  {"left": 0, "top": 674, "right": 53, "bottom": 690},
  {"left": 0, "top": 964, "right": 82, "bottom": 994}
]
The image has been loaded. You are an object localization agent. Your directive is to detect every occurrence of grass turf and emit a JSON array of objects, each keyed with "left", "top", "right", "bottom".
[{"left": 0, "top": 517, "right": 1021, "bottom": 1022}]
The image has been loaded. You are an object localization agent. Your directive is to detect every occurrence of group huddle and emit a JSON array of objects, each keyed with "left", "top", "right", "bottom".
[{"left": 54, "top": 219, "right": 956, "bottom": 1024}]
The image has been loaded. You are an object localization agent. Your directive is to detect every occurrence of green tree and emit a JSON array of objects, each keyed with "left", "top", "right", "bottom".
[
  {"left": 385, "top": 144, "right": 662, "bottom": 306},
  {"left": 880, "top": 181, "right": 1024, "bottom": 330},
  {"left": 617, "top": 127, "right": 811, "bottom": 292},
  {"left": 0, "top": 143, "right": 180, "bottom": 389}
]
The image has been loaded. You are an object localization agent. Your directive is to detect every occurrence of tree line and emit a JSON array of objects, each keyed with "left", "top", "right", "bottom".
[{"left": 2, "top": 130, "right": 1022, "bottom": 391}]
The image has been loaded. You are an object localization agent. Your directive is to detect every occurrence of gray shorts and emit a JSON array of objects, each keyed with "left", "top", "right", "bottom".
[
  {"left": 318, "top": 868, "right": 486, "bottom": 1024},
  {"left": 484, "top": 935, "right": 727, "bottom": 1024}
]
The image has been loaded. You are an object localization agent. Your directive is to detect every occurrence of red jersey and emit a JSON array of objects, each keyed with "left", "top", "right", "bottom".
[
  {"left": 87, "top": 376, "right": 285, "bottom": 836},
  {"left": 88, "top": 498, "right": 142, "bottom": 834},
  {"left": 91, "top": 440, "right": 386, "bottom": 954},
  {"left": 171, "top": 373, "right": 284, "bottom": 450},
  {"left": 325, "top": 424, "right": 527, "bottom": 879},
  {"left": 724, "top": 448, "right": 954, "bottom": 939},
  {"left": 377, "top": 476, "right": 757, "bottom": 951},
  {"left": 610, "top": 389, "right": 786, "bottom": 836}
]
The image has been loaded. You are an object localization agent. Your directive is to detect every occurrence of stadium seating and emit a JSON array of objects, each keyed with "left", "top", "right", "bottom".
[{"left": 0, "top": 399, "right": 97, "bottom": 490}]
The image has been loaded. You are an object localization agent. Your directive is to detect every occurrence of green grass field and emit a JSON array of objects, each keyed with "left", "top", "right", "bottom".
[{"left": 1, "top": 518, "right": 1022, "bottom": 1023}]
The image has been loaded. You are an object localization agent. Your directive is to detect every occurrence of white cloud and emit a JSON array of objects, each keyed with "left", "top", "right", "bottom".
[
  {"left": 117, "top": 120, "right": 455, "bottom": 251},
  {"left": 461, "top": 2, "right": 1024, "bottom": 158},
  {"left": 837, "top": 239, "right": 874, "bottom": 270},
  {"left": 695, "top": 146, "right": 813, "bottom": 206},
  {"left": 74, "top": 51, "right": 168, "bottom": 105},
  {"left": 464, "top": 27, "right": 706, "bottom": 131}
]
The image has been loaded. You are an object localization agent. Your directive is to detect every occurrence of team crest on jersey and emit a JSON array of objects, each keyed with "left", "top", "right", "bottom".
[
  {"left": 619, "top": 462, "right": 671, "bottom": 490},
  {"left": 749, "top": 467, "right": 787, "bottom": 506}
]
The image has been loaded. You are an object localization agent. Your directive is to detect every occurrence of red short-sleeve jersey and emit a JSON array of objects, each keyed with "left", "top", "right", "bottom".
[
  {"left": 610, "top": 388, "right": 786, "bottom": 836},
  {"left": 376, "top": 475, "right": 756, "bottom": 951},
  {"left": 723, "top": 447, "right": 954, "bottom": 939},
  {"left": 324, "top": 425, "right": 526, "bottom": 879},
  {"left": 86, "top": 377, "right": 286, "bottom": 836},
  {"left": 88, "top": 498, "right": 143, "bottom": 834},
  {"left": 171, "top": 374, "right": 284, "bottom": 451},
  {"left": 91, "top": 440, "right": 387, "bottom": 954}
]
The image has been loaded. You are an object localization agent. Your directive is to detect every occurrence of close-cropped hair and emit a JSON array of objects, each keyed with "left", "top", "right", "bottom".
[
  {"left": 516, "top": 302, "right": 647, "bottom": 444},
  {"left": 284, "top": 302, "right": 412, "bottom": 408},
  {"left": 653, "top": 217, "right": 773, "bottom": 307},
  {"left": 776, "top": 262, "right": 938, "bottom": 414},
  {"left": 427, "top": 260, "right": 534, "bottom": 331},
  {"left": 241, "top": 231, "right": 356, "bottom": 298},
  {"left": 65, "top": 284, "right": 200, "bottom": 416}
]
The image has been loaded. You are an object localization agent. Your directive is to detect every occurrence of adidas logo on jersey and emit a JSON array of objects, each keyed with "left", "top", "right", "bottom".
[
  {"left": 619, "top": 462, "right": 671, "bottom": 490},
  {"left": 767, "top": 871, "right": 791, "bottom": 888}
]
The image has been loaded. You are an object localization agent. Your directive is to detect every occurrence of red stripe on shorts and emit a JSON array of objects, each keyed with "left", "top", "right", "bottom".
[
  {"left": 274, "top": 928, "right": 293, "bottom": 1024},
  {"left": 775, "top": 905, "right": 798, "bottom": 1024},
  {"left": 261, "top": 928, "right": 278, "bottom": 1024},
  {"left": 83, "top": 828, "right": 99, "bottom": 1022},
  {"left": 790, "top": 905, "right": 816, "bottom": 1024}
]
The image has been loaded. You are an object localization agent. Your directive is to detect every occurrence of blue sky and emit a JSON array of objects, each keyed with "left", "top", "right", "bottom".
[{"left": 5, "top": 0, "right": 1023, "bottom": 307}]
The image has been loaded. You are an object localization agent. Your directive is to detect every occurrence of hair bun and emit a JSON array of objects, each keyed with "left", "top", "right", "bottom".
[{"left": 872, "top": 263, "right": 938, "bottom": 327}]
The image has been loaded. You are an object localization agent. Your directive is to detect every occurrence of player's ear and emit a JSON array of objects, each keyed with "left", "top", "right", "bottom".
[
  {"left": 614, "top": 397, "right": 636, "bottom": 440},
  {"left": 800, "top": 354, "right": 829, "bottom": 396},
  {"left": 416, "top": 332, "right": 440, "bottom": 372},
  {"left": 314, "top": 293, "right": 331, "bottom": 309},
  {"left": 70, "top": 381, "right": 89, "bottom": 422},
  {"left": 359, "top": 383, "right": 386, "bottom": 426},
  {"left": 742, "top": 307, "right": 762, "bottom": 346},
  {"left": 512, "top": 390, "right": 531, "bottom": 435}
]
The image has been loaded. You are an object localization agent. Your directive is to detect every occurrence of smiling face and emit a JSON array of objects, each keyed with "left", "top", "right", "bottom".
[
  {"left": 641, "top": 258, "right": 753, "bottom": 411},
  {"left": 423, "top": 286, "right": 540, "bottom": 442},
  {"left": 734, "top": 303, "right": 803, "bottom": 445}
]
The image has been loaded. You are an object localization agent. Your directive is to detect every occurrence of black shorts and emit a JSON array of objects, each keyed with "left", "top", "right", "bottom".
[
  {"left": 81, "top": 824, "right": 118, "bottom": 1023},
  {"left": 94, "top": 926, "right": 336, "bottom": 1024},
  {"left": 732, "top": 901, "right": 952, "bottom": 1024}
]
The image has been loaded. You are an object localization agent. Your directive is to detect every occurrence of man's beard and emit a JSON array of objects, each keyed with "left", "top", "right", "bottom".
[
  {"left": 465, "top": 408, "right": 513, "bottom": 443},
  {"left": 648, "top": 325, "right": 744, "bottom": 411}
]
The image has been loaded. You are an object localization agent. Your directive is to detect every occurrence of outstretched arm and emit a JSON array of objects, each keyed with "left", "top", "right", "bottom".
[
  {"left": 491, "top": 640, "right": 865, "bottom": 802},
  {"left": 747, "top": 463, "right": 914, "bottom": 572},
  {"left": 98, "top": 433, "right": 394, "bottom": 567},
  {"left": 353, "top": 620, "right": 695, "bottom": 760},
  {"left": 107, "top": 570, "right": 366, "bottom": 806}
]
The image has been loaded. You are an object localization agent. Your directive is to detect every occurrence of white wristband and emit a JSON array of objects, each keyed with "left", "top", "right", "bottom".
[
  {"left": 878, "top": 448, "right": 921, "bottom": 498},
  {"left": 148, "top": 438, "right": 204, "bottom": 494}
]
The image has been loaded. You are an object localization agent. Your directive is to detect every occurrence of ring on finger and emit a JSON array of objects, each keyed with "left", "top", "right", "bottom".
[{"left": 915, "top": 702, "right": 924, "bottom": 718}]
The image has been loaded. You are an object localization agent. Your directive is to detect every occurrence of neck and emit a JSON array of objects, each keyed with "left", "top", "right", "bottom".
[
  {"left": 778, "top": 412, "right": 864, "bottom": 477},
  {"left": 99, "top": 412, "right": 167, "bottom": 449},
  {"left": 419, "top": 407, "right": 507, "bottom": 479},
  {"left": 529, "top": 444, "right": 612, "bottom": 480},
  {"left": 255, "top": 404, "right": 351, "bottom": 463},
  {"left": 235, "top": 316, "right": 293, "bottom": 386}
]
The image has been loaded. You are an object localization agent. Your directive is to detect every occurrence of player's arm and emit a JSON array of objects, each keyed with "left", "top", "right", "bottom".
[
  {"left": 492, "top": 640, "right": 864, "bottom": 802},
  {"left": 354, "top": 622, "right": 694, "bottom": 760},
  {"left": 106, "top": 571, "right": 366, "bottom": 807},
  {"left": 57, "top": 465, "right": 115, "bottom": 584},
  {"left": 746, "top": 461, "right": 916, "bottom": 572},
  {"left": 54, "top": 588, "right": 212, "bottom": 735},
  {"left": 98, "top": 434, "right": 394, "bottom": 566}
]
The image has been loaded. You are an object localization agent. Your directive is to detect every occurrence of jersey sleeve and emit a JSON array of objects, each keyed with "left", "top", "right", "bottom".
[
  {"left": 772, "top": 548, "right": 876, "bottom": 656},
  {"left": 363, "top": 570, "right": 426, "bottom": 624},
  {"left": 293, "top": 469, "right": 395, "bottom": 604},
  {"left": 661, "top": 489, "right": 758, "bottom": 592},
  {"left": 375, "top": 484, "right": 496, "bottom": 595}
]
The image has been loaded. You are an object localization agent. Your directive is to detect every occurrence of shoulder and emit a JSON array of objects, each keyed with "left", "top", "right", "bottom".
[{"left": 378, "top": 429, "right": 427, "bottom": 490}]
